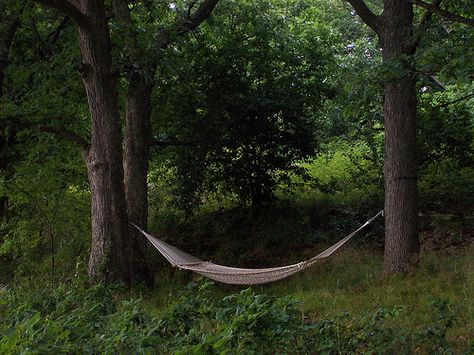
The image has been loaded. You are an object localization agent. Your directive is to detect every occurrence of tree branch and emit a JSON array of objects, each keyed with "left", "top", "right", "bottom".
[
  {"left": 33, "top": 0, "right": 91, "bottom": 28},
  {"left": 0, "top": 18, "right": 21, "bottom": 60},
  {"left": 156, "top": 0, "right": 220, "bottom": 48},
  {"left": 36, "top": 16, "right": 71, "bottom": 59},
  {"left": 407, "top": 0, "right": 474, "bottom": 27},
  {"left": 151, "top": 137, "right": 197, "bottom": 147},
  {"left": 187, "top": 0, "right": 199, "bottom": 20},
  {"left": 46, "top": 16, "right": 70, "bottom": 44},
  {"left": 39, "top": 125, "right": 90, "bottom": 151},
  {"left": 180, "top": 0, "right": 220, "bottom": 33},
  {"left": 345, "top": 0, "right": 381, "bottom": 34},
  {"left": 433, "top": 93, "right": 474, "bottom": 108},
  {"left": 418, "top": 0, "right": 442, "bottom": 30},
  {"left": 408, "top": 0, "right": 443, "bottom": 51},
  {"left": 113, "top": 0, "right": 132, "bottom": 23}
]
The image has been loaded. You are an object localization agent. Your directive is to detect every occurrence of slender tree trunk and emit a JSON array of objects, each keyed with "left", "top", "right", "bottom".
[
  {"left": 77, "top": 2, "right": 130, "bottom": 284},
  {"left": 0, "top": 17, "right": 20, "bottom": 97},
  {"left": 123, "top": 75, "right": 154, "bottom": 285},
  {"left": 116, "top": 0, "right": 220, "bottom": 284},
  {"left": 381, "top": 0, "right": 419, "bottom": 273},
  {"left": 0, "top": 17, "right": 20, "bottom": 219},
  {"left": 112, "top": 0, "right": 154, "bottom": 285}
]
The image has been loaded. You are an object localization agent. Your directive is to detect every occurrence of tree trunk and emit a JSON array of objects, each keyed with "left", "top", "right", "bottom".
[
  {"left": 123, "top": 75, "right": 154, "bottom": 285},
  {"left": 0, "top": 17, "right": 20, "bottom": 219},
  {"left": 112, "top": 0, "right": 154, "bottom": 285},
  {"left": 78, "top": 2, "right": 130, "bottom": 284},
  {"left": 381, "top": 0, "right": 419, "bottom": 274},
  {"left": 0, "top": 17, "right": 20, "bottom": 97},
  {"left": 114, "top": 0, "right": 219, "bottom": 284}
]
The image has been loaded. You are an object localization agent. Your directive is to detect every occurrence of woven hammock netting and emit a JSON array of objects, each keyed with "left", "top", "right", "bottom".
[{"left": 133, "top": 210, "right": 383, "bottom": 285}]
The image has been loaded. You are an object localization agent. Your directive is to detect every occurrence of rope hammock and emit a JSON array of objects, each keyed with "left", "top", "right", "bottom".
[{"left": 132, "top": 210, "right": 383, "bottom": 285}]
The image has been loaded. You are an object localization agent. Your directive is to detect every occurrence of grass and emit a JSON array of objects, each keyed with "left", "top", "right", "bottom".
[
  {"left": 143, "top": 244, "right": 473, "bottom": 351},
  {"left": 2, "top": 139, "right": 474, "bottom": 352},
  {"left": 271, "top": 246, "right": 473, "bottom": 349},
  {"left": 2, "top": 243, "right": 471, "bottom": 353},
  {"left": 2, "top": 194, "right": 472, "bottom": 352},
  {"left": 139, "top": 154, "right": 474, "bottom": 351}
]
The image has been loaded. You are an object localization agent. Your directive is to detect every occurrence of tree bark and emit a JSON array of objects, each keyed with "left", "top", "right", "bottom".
[
  {"left": 0, "top": 17, "right": 20, "bottom": 97},
  {"left": 347, "top": 0, "right": 420, "bottom": 274},
  {"left": 123, "top": 75, "right": 154, "bottom": 285},
  {"left": 112, "top": 0, "right": 154, "bottom": 285},
  {"left": 76, "top": 1, "right": 130, "bottom": 284},
  {"left": 0, "top": 17, "right": 21, "bottom": 218},
  {"left": 380, "top": 0, "right": 419, "bottom": 273},
  {"left": 117, "top": 0, "right": 220, "bottom": 284}
]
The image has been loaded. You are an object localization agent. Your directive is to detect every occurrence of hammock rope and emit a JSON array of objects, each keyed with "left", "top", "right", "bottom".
[{"left": 132, "top": 210, "right": 383, "bottom": 285}]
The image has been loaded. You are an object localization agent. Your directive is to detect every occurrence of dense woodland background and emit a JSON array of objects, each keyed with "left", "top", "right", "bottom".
[{"left": 0, "top": 0, "right": 473, "bottom": 353}]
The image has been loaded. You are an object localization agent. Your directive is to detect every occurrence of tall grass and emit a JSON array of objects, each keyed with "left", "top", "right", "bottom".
[{"left": 141, "top": 245, "right": 473, "bottom": 351}]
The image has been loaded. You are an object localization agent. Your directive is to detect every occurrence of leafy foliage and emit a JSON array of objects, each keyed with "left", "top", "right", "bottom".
[
  {"left": 0, "top": 3, "right": 90, "bottom": 282},
  {"left": 0, "top": 281, "right": 160, "bottom": 353},
  {"left": 0, "top": 280, "right": 466, "bottom": 354},
  {"left": 154, "top": 0, "right": 335, "bottom": 209}
]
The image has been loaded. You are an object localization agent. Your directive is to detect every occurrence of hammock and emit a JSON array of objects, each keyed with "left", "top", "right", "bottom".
[{"left": 132, "top": 210, "right": 383, "bottom": 285}]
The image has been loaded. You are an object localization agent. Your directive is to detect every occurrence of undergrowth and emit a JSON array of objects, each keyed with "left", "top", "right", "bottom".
[
  {"left": 1, "top": 146, "right": 473, "bottom": 354},
  {"left": 0, "top": 276, "right": 474, "bottom": 354},
  {"left": 2, "top": 247, "right": 471, "bottom": 354}
]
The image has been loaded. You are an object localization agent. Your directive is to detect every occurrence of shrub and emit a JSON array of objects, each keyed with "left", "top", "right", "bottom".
[{"left": 0, "top": 280, "right": 465, "bottom": 354}]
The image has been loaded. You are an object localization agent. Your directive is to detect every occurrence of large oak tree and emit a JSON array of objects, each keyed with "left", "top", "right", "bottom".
[
  {"left": 346, "top": 0, "right": 473, "bottom": 273},
  {"left": 33, "top": 0, "right": 219, "bottom": 284}
]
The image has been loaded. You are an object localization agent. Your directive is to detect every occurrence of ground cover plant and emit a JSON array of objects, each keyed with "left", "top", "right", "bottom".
[
  {"left": 1, "top": 145, "right": 473, "bottom": 353},
  {"left": 1, "top": 248, "right": 472, "bottom": 354}
]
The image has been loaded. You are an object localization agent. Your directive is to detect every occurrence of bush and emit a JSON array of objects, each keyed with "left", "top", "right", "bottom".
[
  {"left": 0, "top": 280, "right": 465, "bottom": 354},
  {"left": 0, "top": 281, "right": 160, "bottom": 354},
  {"left": 419, "top": 159, "right": 474, "bottom": 212}
]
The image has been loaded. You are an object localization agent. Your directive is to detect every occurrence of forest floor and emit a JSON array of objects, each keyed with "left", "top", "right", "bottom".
[
  {"left": 1, "top": 195, "right": 473, "bottom": 352},
  {"left": 142, "top": 203, "right": 473, "bottom": 352},
  {"left": 0, "top": 203, "right": 474, "bottom": 354}
]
